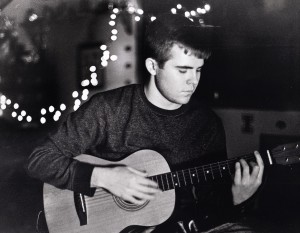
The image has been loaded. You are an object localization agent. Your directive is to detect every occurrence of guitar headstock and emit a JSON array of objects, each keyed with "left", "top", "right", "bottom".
[{"left": 270, "top": 142, "right": 300, "bottom": 166}]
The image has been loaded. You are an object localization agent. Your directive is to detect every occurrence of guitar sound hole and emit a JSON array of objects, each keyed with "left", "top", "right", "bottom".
[{"left": 113, "top": 196, "right": 149, "bottom": 212}]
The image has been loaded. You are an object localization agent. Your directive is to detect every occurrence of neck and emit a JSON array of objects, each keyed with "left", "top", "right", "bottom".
[{"left": 144, "top": 76, "right": 182, "bottom": 110}]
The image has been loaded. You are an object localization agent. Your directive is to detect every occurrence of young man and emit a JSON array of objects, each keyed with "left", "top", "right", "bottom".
[{"left": 27, "top": 14, "right": 264, "bottom": 232}]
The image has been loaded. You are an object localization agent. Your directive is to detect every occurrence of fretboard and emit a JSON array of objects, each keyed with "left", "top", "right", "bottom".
[{"left": 149, "top": 152, "right": 260, "bottom": 191}]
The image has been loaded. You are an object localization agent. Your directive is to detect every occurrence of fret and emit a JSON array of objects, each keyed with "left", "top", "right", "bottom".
[
  {"left": 202, "top": 166, "right": 207, "bottom": 181},
  {"left": 181, "top": 170, "right": 187, "bottom": 186},
  {"left": 195, "top": 167, "right": 200, "bottom": 183},
  {"left": 210, "top": 164, "right": 214, "bottom": 179},
  {"left": 188, "top": 169, "right": 193, "bottom": 185},
  {"left": 217, "top": 162, "right": 222, "bottom": 178},
  {"left": 227, "top": 161, "right": 232, "bottom": 177},
  {"left": 160, "top": 175, "right": 165, "bottom": 191},
  {"left": 170, "top": 172, "right": 176, "bottom": 188},
  {"left": 165, "top": 173, "right": 170, "bottom": 190}
]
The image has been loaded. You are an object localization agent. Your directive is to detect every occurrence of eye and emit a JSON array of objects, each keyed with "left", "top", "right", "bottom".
[
  {"left": 196, "top": 69, "right": 202, "bottom": 73},
  {"left": 178, "top": 69, "right": 187, "bottom": 74}
]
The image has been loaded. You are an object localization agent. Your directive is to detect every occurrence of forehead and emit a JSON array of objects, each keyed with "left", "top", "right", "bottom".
[{"left": 167, "top": 44, "right": 204, "bottom": 67}]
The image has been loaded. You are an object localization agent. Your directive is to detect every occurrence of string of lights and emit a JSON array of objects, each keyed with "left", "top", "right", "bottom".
[{"left": 0, "top": 2, "right": 211, "bottom": 125}]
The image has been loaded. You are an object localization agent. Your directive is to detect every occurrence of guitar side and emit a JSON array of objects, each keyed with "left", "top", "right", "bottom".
[{"left": 43, "top": 150, "right": 176, "bottom": 233}]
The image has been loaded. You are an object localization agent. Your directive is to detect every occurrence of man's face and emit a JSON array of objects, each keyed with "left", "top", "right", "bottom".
[{"left": 155, "top": 44, "right": 204, "bottom": 108}]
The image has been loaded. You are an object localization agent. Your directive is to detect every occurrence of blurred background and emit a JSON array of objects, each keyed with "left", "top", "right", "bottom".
[{"left": 0, "top": 0, "right": 300, "bottom": 232}]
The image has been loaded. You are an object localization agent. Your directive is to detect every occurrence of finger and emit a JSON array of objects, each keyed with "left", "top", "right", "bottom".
[
  {"left": 239, "top": 159, "right": 250, "bottom": 180},
  {"left": 254, "top": 151, "right": 264, "bottom": 183},
  {"left": 135, "top": 184, "right": 161, "bottom": 194},
  {"left": 127, "top": 167, "right": 148, "bottom": 177},
  {"left": 122, "top": 193, "right": 147, "bottom": 205},
  {"left": 234, "top": 162, "right": 241, "bottom": 185},
  {"left": 138, "top": 177, "right": 159, "bottom": 188},
  {"left": 128, "top": 189, "right": 156, "bottom": 202}
]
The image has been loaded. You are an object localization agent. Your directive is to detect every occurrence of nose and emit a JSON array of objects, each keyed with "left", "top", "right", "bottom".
[{"left": 187, "top": 71, "right": 200, "bottom": 86}]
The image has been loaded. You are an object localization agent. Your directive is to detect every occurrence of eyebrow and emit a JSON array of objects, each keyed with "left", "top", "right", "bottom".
[{"left": 175, "top": 66, "right": 203, "bottom": 69}]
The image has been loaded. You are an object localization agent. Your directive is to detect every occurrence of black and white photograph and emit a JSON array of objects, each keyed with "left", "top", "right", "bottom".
[{"left": 0, "top": 0, "right": 300, "bottom": 232}]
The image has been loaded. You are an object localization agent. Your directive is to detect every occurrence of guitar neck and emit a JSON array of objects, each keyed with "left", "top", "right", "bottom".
[{"left": 149, "top": 150, "right": 272, "bottom": 191}]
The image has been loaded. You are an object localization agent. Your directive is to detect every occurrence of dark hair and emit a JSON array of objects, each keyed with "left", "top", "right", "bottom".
[{"left": 144, "top": 14, "right": 212, "bottom": 68}]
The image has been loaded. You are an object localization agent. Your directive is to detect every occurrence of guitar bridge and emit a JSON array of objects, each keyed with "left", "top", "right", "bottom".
[{"left": 74, "top": 193, "right": 87, "bottom": 226}]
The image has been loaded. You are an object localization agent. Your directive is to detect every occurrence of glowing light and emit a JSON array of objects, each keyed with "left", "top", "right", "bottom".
[
  {"left": 89, "top": 66, "right": 96, "bottom": 72},
  {"left": 29, "top": 14, "right": 38, "bottom": 22},
  {"left": 113, "top": 8, "right": 119, "bottom": 14},
  {"left": 191, "top": 10, "right": 196, "bottom": 16},
  {"left": 128, "top": 6, "right": 135, "bottom": 14},
  {"left": 41, "top": 108, "right": 46, "bottom": 115},
  {"left": 111, "top": 29, "right": 118, "bottom": 34},
  {"left": 81, "top": 80, "right": 90, "bottom": 87},
  {"left": 101, "top": 61, "right": 108, "bottom": 67},
  {"left": 103, "top": 50, "right": 110, "bottom": 56},
  {"left": 151, "top": 16, "right": 156, "bottom": 21},
  {"left": 137, "top": 9, "right": 144, "bottom": 15},
  {"left": 135, "top": 16, "right": 140, "bottom": 22},
  {"left": 60, "top": 104, "right": 66, "bottom": 111},
  {"left": 18, "top": 115, "right": 23, "bottom": 121},
  {"left": 74, "top": 99, "right": 81, "bottom": 106},
  {"left": 91, "top": 79, "right": 99, "bottom": 86},
  {"left": 111, "top": 35, "right": 117, "bottom": 41},
  {"left": 0, "top": 95, "right": 6, "bottom": 102},
  {"left": 110, "top": 55, "right": 118, "bottom": 61},
  {"left": 100, "top": 45, "right": 107, "bottom": 50},
  {"left": 177, "top": 4, "right": 182, "bottom": 9},
  {"left": 72, "top": 91, "right": 79, "bottom": 98},
  {"left": 26, "top": 116, "right": 32, "bottom": 122},
  {"left": 55, "top": 110, "right": 61, "bottom": 116},
  {"left": 83, "top": 89, "right": 89, "bottom": 96},
  {"left": 109, "top": 21, "right": 116, "bottom": 26},
  {"left": 185, "top": 11, "right": 190, "bottom": 17},
  {"left": 12, "top": 112, "right": 17, "bottom": 118},
  {"left": 171, "top": 8, "right": 177, "bottom": 14},
  {"left": 41, "top": 117, "right": 46, "bottom": 124},
  {"left": 49, "top": 106, "right": 54, "bottom": 113},
  {"left": 82, "top": 95, "right": 88, "bottom": 101},
  {"left": 73, "top": 105, "right": 79, "bottom": 111},
  {"left": 6, "top": 99, "right": 11, "bottom": 105},
  {"left": 53, "top": 115, "right": 59, "bottom": 121},
  {"left": 204, "top": 4, "right": 211, "bottom": 11},
  {"left": 110, "top": 14, "right": 116, "bottom": 20},
  {"left": 1, "top": 104, "right": 6, "bottom": 110},
  {"left": 197, "top": 8, "right": 206, "bottom": 14},
  {"left": 91, "top": 73, "right": 97, "bottom": 79},
  {"left": 14, "top": 103, "right": 19, "bottom": 109},
  {"left": 21, "top": 110, "right": 26, "bottom": 116}
]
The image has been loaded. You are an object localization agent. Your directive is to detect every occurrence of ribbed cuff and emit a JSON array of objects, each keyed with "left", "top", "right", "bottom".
[{"left": 72, "top": 162, "right": 96, "bottom": 197}]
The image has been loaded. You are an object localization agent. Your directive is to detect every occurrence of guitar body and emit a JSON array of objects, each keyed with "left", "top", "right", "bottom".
[{"left": 43, "top": 150, "right": 176, "bottom": 233}]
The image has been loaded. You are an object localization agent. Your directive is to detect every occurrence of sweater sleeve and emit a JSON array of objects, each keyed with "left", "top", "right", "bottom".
[{"left": 27, "top": 95, "right": 106, "bottom": 196}]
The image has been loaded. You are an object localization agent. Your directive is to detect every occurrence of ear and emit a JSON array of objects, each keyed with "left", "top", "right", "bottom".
[{"left": 145, "top": 58, "right": 158, "bottom": 76}]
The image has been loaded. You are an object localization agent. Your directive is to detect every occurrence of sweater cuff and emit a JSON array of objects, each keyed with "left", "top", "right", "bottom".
[{"left": 73, "top": 162, "right": 96, "bottom": 197}]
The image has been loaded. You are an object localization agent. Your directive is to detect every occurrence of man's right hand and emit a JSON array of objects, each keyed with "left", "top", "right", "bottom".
[{"left": 91, "top": 166, "right": 160, "bottom": 205}]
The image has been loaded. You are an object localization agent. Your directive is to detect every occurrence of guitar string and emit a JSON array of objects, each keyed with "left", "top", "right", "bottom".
[{"left": 84, "top": 152, "right": 268, "bottom": 200}]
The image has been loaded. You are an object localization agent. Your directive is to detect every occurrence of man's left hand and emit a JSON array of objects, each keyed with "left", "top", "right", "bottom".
[{"left": 231, "top": 151, "right": 264, "bottom": 205}]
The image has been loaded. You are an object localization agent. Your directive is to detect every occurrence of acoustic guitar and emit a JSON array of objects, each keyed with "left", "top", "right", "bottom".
[{"left": 43, "top": 142, "right": 300, "bottom": 233}]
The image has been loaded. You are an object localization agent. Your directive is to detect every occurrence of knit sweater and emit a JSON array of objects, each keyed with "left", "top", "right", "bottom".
[{"left": 28, "top": 84, "right": 241, "bottom": 230}]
